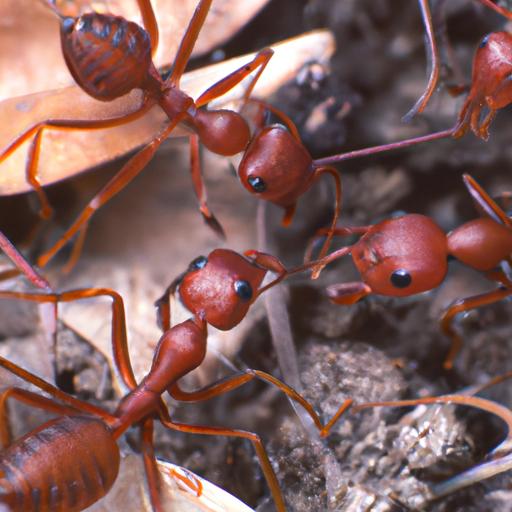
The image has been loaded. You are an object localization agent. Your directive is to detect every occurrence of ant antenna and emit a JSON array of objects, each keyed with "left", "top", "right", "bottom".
[{"left": 41, "top": 0, "right": 65, "bottom": 19}]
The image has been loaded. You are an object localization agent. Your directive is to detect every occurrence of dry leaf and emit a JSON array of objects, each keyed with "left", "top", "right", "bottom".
[
  {"left": 0, "top": 30, "right": 335, "bottom": 195},
  {"left": 88, "top": 455, "right": 255, "bottom": 511},
  {"left": 0, "top": 0, "right": 270, "bottom": 99}
]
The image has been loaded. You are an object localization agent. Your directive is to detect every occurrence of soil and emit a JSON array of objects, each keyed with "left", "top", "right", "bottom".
[{"left": 1, "top": 1, "right": 512, "bottom": 511}]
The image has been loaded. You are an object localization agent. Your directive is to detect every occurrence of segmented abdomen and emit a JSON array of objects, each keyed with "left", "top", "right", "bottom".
[
  {"left": 61, "top": 12, "right": 153, "bottom": 100},
  {"left": 0, "top": 416, "right": 120, "bottom": 512}
]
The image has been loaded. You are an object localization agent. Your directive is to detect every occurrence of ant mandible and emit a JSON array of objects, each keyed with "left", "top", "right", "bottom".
[
  {"left": 307, "top": 174, "right": 512, "bottom": 369},
  {"left": 405, "top": 0, "right": 512, "bottom": 138},
  {"left": 0, "top": 242, "right": 350, "bottom": 511}
]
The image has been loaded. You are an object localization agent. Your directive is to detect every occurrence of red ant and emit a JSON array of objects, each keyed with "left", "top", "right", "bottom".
[
  {"left": 306, "top": 174, "right": 512, "bottom": 369},
  {"left": 453, "top": 31, "right": 512, "bottom": 139},
  {"left": 0, "top": 0, "right": 460, "bottom": 272},
  {"left": 406, "top": 0, "right": 512, "bottom": 139},
  {"left": 0, "top": 242, "right": 351, "bottom": 511},
  {"left": 1, "top": 0, "right": 272, "bottom": 265}
]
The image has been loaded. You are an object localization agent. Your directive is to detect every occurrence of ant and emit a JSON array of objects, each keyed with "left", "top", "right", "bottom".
[
  {"left": 306, "top": 174, "right": 512, "bottom": 369},
  {"left": 0, "top": 241, "right": 351, "bottom": 511},
  {"left": 406, "top": 0, "right": 512, "bottom": 139},
  {"left": 0, "top": 0, "right": 460, "bottom": 272},
  {"left": 453, "top": 31, "right": 512, "bottom": 139},
  {"left": 2, "top": 0, "right": 273, "bottom": 266}
]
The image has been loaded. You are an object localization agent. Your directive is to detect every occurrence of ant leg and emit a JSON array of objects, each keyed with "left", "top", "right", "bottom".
[
  {"left": 0, "top": 228, "right": 51, "bottom": 291},
  {"left": 0, "top": 387, "right": 81, "bottom": 447},
  {"left": 0, "top": 269, "right": 21, "bottom": 282},
  {"left": 195, "top": 48, "right": 274, "bottom": 107},
  {"left": 326, "top": 282, "right": 372, "bottom": 305},
  {"left": 26, "top": 130, "right": 52, "bottom": 219},
  {"left": 353, "top": 394, "right": 512, "bottom": 441},
  {"left": 0, "top": 288, "right": 171, "bottom": 426},
  {"left": 0, "top": 288, "right": 137, "bottom": 389},
  {"left": 309, "top": 166, "right": 342, "bottom": 278},
  {"left": 37, "top": 113, "right": 185, "bottom": 270},
  {"left": 167, "top": 0, "right": 213, "bottom": 86},
  {"left": 140, "top": 416, "right": 203, "bottom": 504},
  {"left": 140, "top": 419, "right": 165, "bottom": 512},
  {"left": 469, "top": 103, "right": 485, "bottom": 139},
  {"left": 169, "top": 369, "right": 352, "bottom": 438},
  {"left": 189, "top": 134, "right": 225, "bottom": 237},
  {"left": 0, "top": 228, "right": 58, "bottom": 350},
  {"left": 158, "top": 408, "right": 287, "bottom": 512},
  {"left": 440, "top": 286, "right": 512, "bottom": 370},
  {"left": 403, "top": 0, "right": 440, "bottom": 121},
  {"left": 0, "top": 100, "right": 155, "bottom": 219},
  {"left": 452, "top": 96, "right": 473, "bottom": 138},
  {"left": 0, "top": 354, "right": 113, "bottom": 422},
  {"left": 154, "top": 275, "right": 184, "bottom": 332},
  {"left": 62, "top": 224, "right": 89, "bottom": 274},
  {"left": 135, "top": 0, "right": 159, "bottom": 57},
  {"left": 477, "top": 108, "right": 496, "bottom": 140},
  {"left": 462, "top": 174, "right": 512, "bottom": 228},
  {"left": 486, "top": 269, "right": 512, "bottom": 288},
  {"left": 354, "top": 392, "right": 512, "bottom": 497},
  {"left": 243, "top": 98, "right": 301, "bottom": 140},
  {"left": 475, "top": 0, "right": 512, "bottom": 19}
]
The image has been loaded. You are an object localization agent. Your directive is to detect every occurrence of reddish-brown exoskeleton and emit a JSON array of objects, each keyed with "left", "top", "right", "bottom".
[
  {"left": 1, "top": 0, "right": 274, "bottom": 267},
  {"left": 2, "top": 0, "right": 463, "bottom": 272},
  {"left": 405, "top": 0, "right": 512, "bottom": 135},
  {"left": 308, "top": 174, "right": 512, "bottom": 369},
  {"left": 453, "top": 31, "right": 512, "bottom": 139},
  {"left": 0, "top": 245, "right": 350, "bottom": 511}
]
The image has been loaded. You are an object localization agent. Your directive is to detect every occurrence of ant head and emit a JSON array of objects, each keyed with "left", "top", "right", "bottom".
[
  {"left": 178, "top": 249, "right": 267, "bottom": 330},
  {"left": 352, "top": 214, "right": 449, "bottom": 297},
  {"left": 238, "top": 125, "right": 314, "bottom": 214},
  {"left": 471, "top": 32, "right": 512, "bottom": 109}
]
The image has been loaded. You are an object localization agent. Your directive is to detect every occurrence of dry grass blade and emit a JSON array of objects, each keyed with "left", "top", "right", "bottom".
[
  {"left": 0, "top": 0, "right": 270, "bottom": 99},
  {"left": 0, "top": 30, "right": 335, "bottom": 195}
]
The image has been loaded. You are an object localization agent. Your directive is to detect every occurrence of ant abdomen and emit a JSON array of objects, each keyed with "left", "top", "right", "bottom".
[
  {"left": 60, "top": 13, "right": 153, "bottom": 101},
  {"left": 0, "top": 416, "right": 119, "bottom": 512}
]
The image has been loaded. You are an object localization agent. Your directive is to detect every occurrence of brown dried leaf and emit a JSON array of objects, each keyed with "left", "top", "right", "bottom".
[
  {"left": 88, "top": 455, "right": 255, "bottom": 511},
  {"left": 0, "top": 30, "right": 335, "bottom": 195},
  {"left": 0, "top": 0, "right": 270, "bottom": 99}
]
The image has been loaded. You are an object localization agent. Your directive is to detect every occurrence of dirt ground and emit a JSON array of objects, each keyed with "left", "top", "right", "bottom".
[{"left": 1, "top": 1, "right": 512, "bottom": 511}]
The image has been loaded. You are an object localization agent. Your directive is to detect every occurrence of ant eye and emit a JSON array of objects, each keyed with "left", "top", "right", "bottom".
[
  {"left": 62, "top": 17, "right": 75, "bottom": 33},
  {"left": 248, "top": 176, "right": 266, "bottom": 193},
  {"left": 234, "top": 280, "right": 253, "bottom": 301},
  {"left": 390, "top": 269, "right": 412, "bottom": 288},
  {"left": 189, "top": 256, "right": 208, "bottom": 270},
  {"left": 479, "top": 34, "right": 490, "bottom": 49}
]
